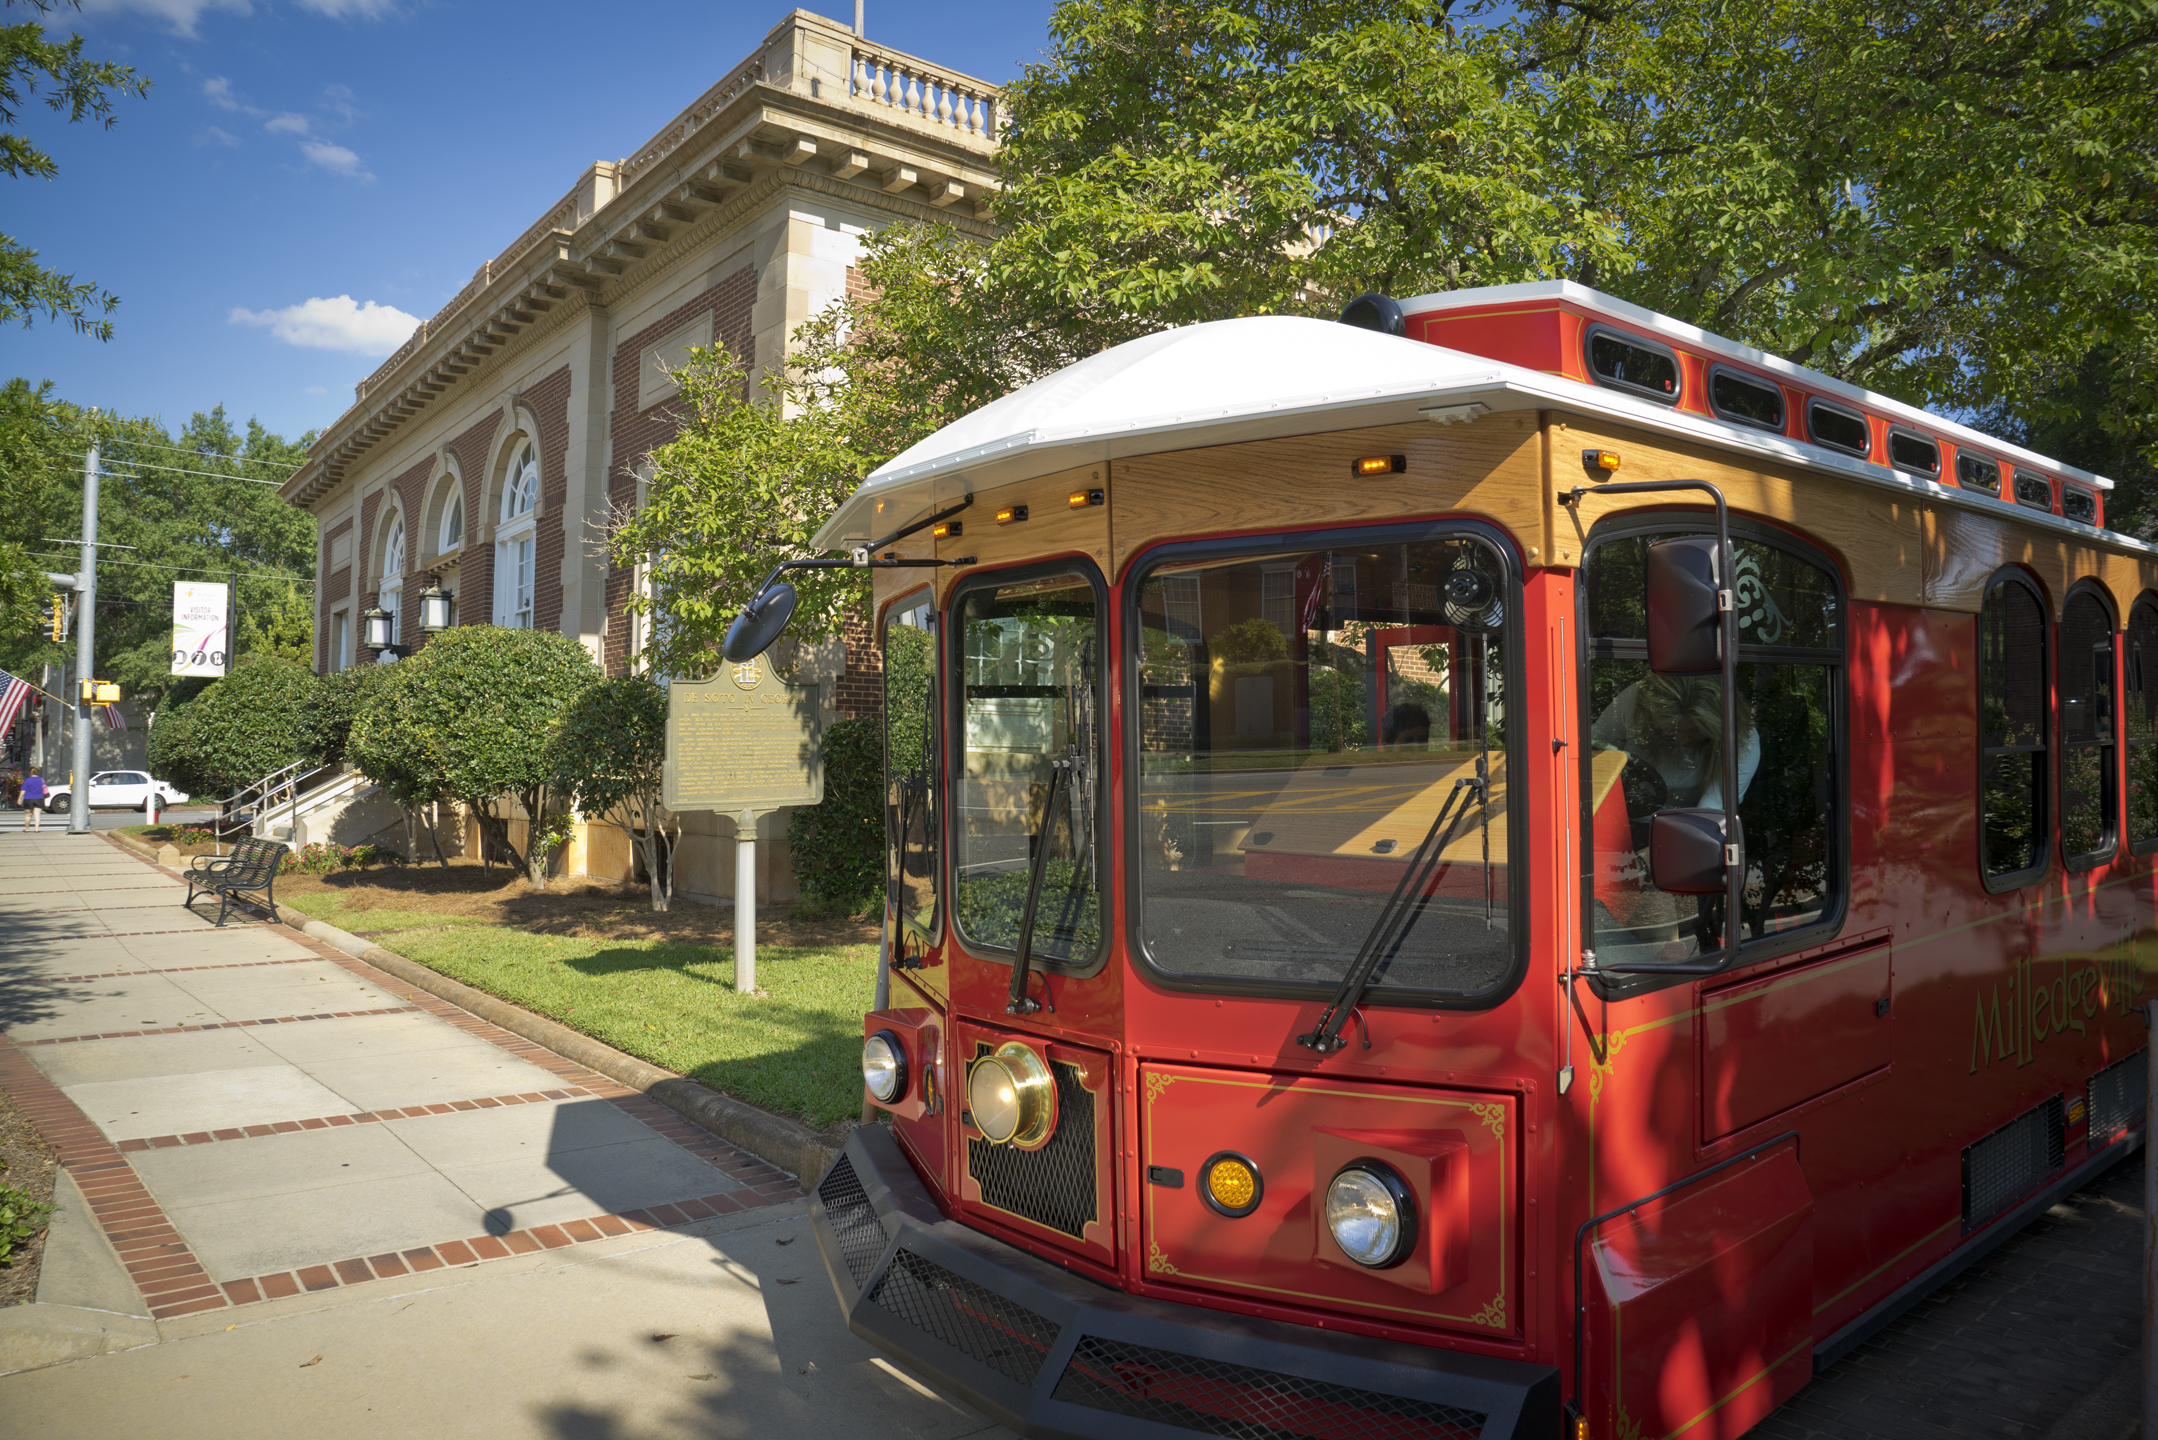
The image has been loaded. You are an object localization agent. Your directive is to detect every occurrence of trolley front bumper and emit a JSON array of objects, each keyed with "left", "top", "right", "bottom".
[{"left": 809, "top": 1126, "right": 1559, "bottom": 1440}]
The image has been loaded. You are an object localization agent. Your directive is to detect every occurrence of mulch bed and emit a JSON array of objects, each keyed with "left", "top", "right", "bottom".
[
  {"left": 0, "top": 1084, "right": 58, "bottom": 1308},
  {"left": 278, "top": 858, "right": 880, "bottom": 950}
]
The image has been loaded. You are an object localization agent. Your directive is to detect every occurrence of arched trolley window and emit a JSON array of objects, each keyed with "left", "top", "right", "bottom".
[
  {"left": 2059, "top": 583, "right": 2118, "bottom": 870},
  {"left": 1979, "top": 571, "right": 2050, "bottom": 890},
  {"left": 2126, "top": 595, "right": 2158, "bottom": 855},
  {"left": 1584, "top": 325, "right": 1682, "bottom": 405},
  {"left": 1123, "top": 523, "right": 1525, "bottom": 1008},
  {"left": 1580, "top": 517, "right": 1844, "bottom": 976}
]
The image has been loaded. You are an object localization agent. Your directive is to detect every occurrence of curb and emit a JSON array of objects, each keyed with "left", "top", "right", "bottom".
[{"left": 100, "top": 831, "right": 844, "bottom": 1192}]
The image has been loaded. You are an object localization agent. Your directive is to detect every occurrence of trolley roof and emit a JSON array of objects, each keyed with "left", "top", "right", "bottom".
[{"left": 812, "top": 293, "right": 2124, "bottom": 555}]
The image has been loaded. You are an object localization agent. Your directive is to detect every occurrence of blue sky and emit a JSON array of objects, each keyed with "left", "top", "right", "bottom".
[{"left": 1, "top": 1, "right": 1061, "bottom": 443}]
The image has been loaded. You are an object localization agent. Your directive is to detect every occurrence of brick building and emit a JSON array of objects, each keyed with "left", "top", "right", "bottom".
[{"left": 278, "top": 9, "right": 999, "bottom": 899}]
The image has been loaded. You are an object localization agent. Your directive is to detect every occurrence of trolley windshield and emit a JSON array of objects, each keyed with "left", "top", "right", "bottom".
[{"left": 1131, "top": 534, "right": 1516, "bottom": 1000}]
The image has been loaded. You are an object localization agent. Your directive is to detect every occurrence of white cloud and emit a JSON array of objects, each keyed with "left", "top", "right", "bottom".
[
  {"left": 303, "top": 385, "right": 329, "bottom": 397},
  {"left": 229, "top": 296, "right": 418, "bottom": 356},
  {"left": 300, "top": 140, "right": 369, "bottom": 178},
  {"left": 195, "top": 126, "right": 240, "bottom": 147},
  {"left": 265, "top": 113, "right": 310, "bottom": 135},
  {"left": 296, "top": 0, "right": 396, "bottom": 16},
  {"left": 319, "top": 83, "right": 362, "bottom": 127},
  {"left": 82, "top": 0, "right": 250, "bottom": 37},
  {"left": 202, "top": 76, "right": 259, "bottom": 114}
]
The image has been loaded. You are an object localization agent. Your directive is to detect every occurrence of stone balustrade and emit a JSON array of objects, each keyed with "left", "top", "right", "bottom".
[{"left": 850, "top": 45, "right": 998, "bottom": 138}]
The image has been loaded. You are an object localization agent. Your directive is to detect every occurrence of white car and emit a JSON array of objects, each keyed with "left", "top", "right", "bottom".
[{"left": 43, "top": 770, "right": 191, "bottom": 813}]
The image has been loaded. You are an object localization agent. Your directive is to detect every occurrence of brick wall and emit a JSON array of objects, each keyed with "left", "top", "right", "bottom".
[
  {"left": 317, "top": 518, "right": 353, "bottom": 672},
  {"left": 835, "top": 613, "right": 882, "bottom": 719},
  {"left": 444, "top": 410, "right": 505, "bottom": 632},
  {"left": 353, "top": 454, "right": 436, "bottom": 663},
  {"left": 354, "top": 489, "right": 384, "bottom": 663},
  {"left": 520, "top": 366, "right": 574, "bottom": 633},
  {"left": 601, "top": 265, "right": 757, "bottom": 675}
]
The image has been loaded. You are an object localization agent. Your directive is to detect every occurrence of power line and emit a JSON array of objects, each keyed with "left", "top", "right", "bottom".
[
  {"left": 67, "top": 435, "right": 306, "bottom": 470},
  {"left": 30, "top": 551, "right": 316, "bottom": 585},
  {"left": 35, "top": 451, "right": 292, "bottom": 488}
]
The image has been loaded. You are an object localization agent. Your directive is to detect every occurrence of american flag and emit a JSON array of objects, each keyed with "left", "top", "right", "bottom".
[
  {"left": 0, "top": 669, "right": 31, "bottom": 742},
  {"left": 102, "top": 704, "right": 127, "bottom": 732}
]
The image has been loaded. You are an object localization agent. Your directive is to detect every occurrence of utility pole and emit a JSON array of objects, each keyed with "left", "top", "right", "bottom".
[{"left": 69, "top": 445, "right": 99, "bottom": 835}]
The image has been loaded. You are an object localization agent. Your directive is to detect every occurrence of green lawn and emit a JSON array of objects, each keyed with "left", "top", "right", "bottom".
[
  {"left": 361, "top": 922, "right": 875, "bottom": 1129},
  {"left": 278, "top": 890, "right": 491, "bottom": 936}
]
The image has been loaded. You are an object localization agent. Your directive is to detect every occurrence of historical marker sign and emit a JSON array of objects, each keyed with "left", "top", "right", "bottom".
[{"left": 663, "top": 656, "right": 824, "bottom": 813}]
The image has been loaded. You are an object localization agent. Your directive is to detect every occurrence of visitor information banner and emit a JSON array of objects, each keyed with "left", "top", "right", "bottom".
[{"left": 171, "top": 582, "right": 229, "bottom": 676}]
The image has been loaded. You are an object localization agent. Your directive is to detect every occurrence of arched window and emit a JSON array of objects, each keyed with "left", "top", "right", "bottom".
[
  {"left": 439, "top": 487, "right": 463, "bottom": 554},
  {"left": 494, "top": 440, "right": 538, "bottom": 629},
  {"left": 1979, "top": 571, "right": 2049, "bottom": 889},
  {"left": 2127, "top": 594, "right": 2158, "bottom": 853},
  {"left": 377, "top": 514, "right": 405, "bottom": 656},
  {"left": 2059, "top": 583, "right": 2118, "bottom": 869}
]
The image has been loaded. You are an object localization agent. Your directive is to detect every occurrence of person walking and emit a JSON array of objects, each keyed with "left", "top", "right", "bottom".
[{"left": 19, "top": 767, "right": 45, "bottom": 831}]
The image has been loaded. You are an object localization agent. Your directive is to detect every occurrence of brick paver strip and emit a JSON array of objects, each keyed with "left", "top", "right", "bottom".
[
  {"left": 14, "top": 959, "right": 317, "bottom": 983},
  {"left": 111, "top": 1087, "right": 592, "bottom": 1151},
  {"left": 19, "top": 1004, "right": 422, "bottom": 1047}
]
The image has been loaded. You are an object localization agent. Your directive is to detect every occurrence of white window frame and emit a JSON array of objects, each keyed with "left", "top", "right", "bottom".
[
  {"left": 494, "top": 441, "right": 539, "bottom": 629},
  {"left": 379, "top": 514, "right": 405, "bottom": 652},
  {"left": 331, "top": 609, "right": 350, "bottom": 671}
]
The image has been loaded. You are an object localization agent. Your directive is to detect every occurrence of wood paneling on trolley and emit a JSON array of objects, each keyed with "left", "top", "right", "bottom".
[{"left": 1109, "top": 415, "right": 1545, "bottom": 579}]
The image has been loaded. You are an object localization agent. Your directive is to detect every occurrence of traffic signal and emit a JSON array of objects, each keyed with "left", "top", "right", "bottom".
[
  {"left": 46, "top": 595, "right": 66, "bottom": 642},
  {"left": 79, "top": 679, "right": 119, "bottom": 703}
]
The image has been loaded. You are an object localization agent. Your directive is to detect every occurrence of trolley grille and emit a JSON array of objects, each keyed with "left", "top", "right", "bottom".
[
  {"left": 2088, "top": 1048, "right": 2148, "bottom": 1142},
  {"left": 816, "top": 1153, "right": 887, "bottom": 1289},
  {"left": 1962, "top": 1094, "right": 2065, "bottom": 1234},
  {"left": 1052, "top": 1334, "right": 1488, "bottom": 1440},
  {"left": 967, "top": 1050, "right": 1098, "bottom": 1238},
  {"left": 867, "top": 1246, "right": 1063, "bottom": 1387}
]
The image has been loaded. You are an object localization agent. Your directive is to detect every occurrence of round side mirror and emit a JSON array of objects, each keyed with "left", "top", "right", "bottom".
[{"left": 722, "top": 582, "right": 799, "bottom": 663}]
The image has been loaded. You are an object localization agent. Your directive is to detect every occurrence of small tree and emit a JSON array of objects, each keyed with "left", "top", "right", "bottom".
[
  {"left": 551, "top": 674, "right": 677, "bottom": 912},
  {"left": 348, "top": 626, "right": 599, "bottom": 887},
  {"left": 144, "top": 654, "right": 314, "bottom": 799}
]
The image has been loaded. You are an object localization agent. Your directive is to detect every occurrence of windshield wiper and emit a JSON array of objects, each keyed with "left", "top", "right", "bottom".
[
  {"left": 1297, "top": 772, "right": 1485, "bottom": 1055},
  {"left": 1007, "top": 745, "right": 1081, "bottom": 1015}
]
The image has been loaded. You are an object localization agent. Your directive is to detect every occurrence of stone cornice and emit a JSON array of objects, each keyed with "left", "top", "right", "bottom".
[{"left": 282, "top": 9, "right": 999, "bottom": 513}]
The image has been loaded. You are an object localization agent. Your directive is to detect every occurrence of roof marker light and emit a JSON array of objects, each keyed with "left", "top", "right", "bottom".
[
  {"left": 1354, "top": 455, "right": 1407, "bottom": 478},
  {"left": 1582, "top": 449, "right": 1622, "bottom": 473},
  {"left": 996, "top": 504, "right": 1028, "bottom": 525},
  {"left": 1068, "top": 488, "right": 1104, "bottom": 509},
  {"left": 932, "top": 520, "right": 962, "bottom": 539}
]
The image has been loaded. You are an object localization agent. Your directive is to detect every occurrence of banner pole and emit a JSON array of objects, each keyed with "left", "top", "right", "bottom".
[{"left": 69, "top": 445, "right": 98, "bottom": 835}]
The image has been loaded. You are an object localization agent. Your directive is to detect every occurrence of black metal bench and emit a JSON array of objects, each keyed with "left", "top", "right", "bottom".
[{"left": 184, "top": 837, "right": 289, "bottom": 927}]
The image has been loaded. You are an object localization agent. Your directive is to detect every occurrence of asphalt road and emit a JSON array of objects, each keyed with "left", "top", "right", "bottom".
[{"left": 0, "top": 805, "right": 219, "bottom": 834}]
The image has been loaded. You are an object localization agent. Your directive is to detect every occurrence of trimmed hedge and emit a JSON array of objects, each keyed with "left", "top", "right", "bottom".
[{"left": 788, "top": 715, "right": 882, "bottom": 913}]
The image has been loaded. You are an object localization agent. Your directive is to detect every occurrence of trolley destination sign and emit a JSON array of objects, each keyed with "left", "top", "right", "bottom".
[{"left": 662, "top": 657, "right": 823, "bottom": 814}]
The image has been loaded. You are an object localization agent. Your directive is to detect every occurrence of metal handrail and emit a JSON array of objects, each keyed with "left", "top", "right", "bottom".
[{"left": 214, "top": 758, "right": 322, "bottom": 847}]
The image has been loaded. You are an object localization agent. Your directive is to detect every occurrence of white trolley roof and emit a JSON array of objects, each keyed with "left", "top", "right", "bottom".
[{"left": 812, "top": 299, "right": 2121, "bottom": 554}]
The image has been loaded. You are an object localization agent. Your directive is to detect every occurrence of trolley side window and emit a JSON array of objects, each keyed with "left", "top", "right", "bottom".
[
  {"left": 1129, "top": 532, "right": 1520, "bottom": 1004},
  {"left": 2059, "top": 585, "right": 2118, "bottom": 870},
  {"left": 884, "top": 591, "right": 939, "bottom": 934},
  {"left": 2127, "top": 596, "right": 2158, "bottom": 854},
  {"left": 1979, "top": 571, "right": 2050, "bottom": 888},
  {"left": 1582, "top": 526, "right": 1842, "bottom": 969},
  {"left": 951, "top": 569, "right": 1102, "bottom": 966}
]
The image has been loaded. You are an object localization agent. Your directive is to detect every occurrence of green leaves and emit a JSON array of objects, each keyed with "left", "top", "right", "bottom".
[
  {"left": 144, "top": 655, "right": 315, "bottom": 798},
  {"left": 785, "top": 716, "right": 883, "bottom": 914}
]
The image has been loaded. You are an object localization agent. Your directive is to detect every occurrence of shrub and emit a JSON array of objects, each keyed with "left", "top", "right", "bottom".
[
  {"left": 0, "top": 1179, "right": 53, "bottom": 1266},
  {"left": 348, "top": 626, "right": 600, "bottom": 887},
  {"left": 787, "top": 715, "right": 882, "bottom": 914},
  {"left": 281, "top": 842, "right": 408, "bottom": 875},
  {"left": 146, "top": 655, "right": 316, "bottom": 798},
  {"left": 298, "top": 665, "right": 380, "bottom": 770}
]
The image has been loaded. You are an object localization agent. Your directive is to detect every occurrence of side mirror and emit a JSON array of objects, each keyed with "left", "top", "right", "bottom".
[
  {"left": 1649, "top": 809, "right": 1736, "bottom": 895},
  {"left": 722, "top": 581, "right": 799, "bottom": 663},
  {"left": 1645, "top": 535, "right": 1723, "bottom": 674}
]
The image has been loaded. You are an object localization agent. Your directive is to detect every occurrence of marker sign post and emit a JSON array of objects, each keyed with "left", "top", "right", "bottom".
[
  {"left": 664, "top": 656, "right": 823, "bottom": 993},
  {"left": 171, "top": 582, "right": 230, "bottom": 677}
]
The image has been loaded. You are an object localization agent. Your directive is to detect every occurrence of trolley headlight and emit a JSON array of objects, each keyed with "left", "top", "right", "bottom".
[
  {"left": 1324, "top": 1161, "right": 1417, "bottom": 1269},
  {"left": 862, "top": 1031, "right": 907, "bottom": 1105},
  {"left": 966, "top": 1042, "right": 1055, "bottom": 1147}
]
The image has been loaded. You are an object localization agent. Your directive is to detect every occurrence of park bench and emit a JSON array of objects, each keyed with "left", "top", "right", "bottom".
[{"left": 183, "top": 837, "right": 289, "bottom": 927}]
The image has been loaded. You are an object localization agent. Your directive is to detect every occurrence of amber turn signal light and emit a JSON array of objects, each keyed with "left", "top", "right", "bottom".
[
  {"left": 1353, "top": 454, "right": 1407, "bottom": 477},
  {"left": 1582, "top": 448, "right": 1622, "bottom": 472},
  {"left": 1068, "top": 488, "right": 1104, "bottom": 509},
  {"left": 932, "top": 520, "right": 962, "bottom": 539},
  {"left": 996, "top": 504, "right": 1028, "bottom": 525},
  {"left": 1199, "top": 1151, "right": 1264, "bottom": 1218}
]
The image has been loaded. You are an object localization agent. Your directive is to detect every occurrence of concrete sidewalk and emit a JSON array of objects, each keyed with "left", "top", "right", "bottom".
[{"left": 0, "top": 832, "right": 1012, "bottom": 1439}]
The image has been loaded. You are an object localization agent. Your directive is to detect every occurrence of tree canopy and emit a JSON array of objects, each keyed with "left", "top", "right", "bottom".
[
  {"left": 550, "top": 673, "right": 676, "bottom": 910},
  {"left": 622, "top": 0, "right": 2158, "bottom": 645},
  {"left": 143, "top": 654, "right": 314, "bottom": 799},
  {"left": 1, "top": 0, "right": 151, "bottom": 340}
]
